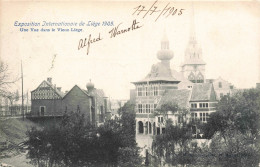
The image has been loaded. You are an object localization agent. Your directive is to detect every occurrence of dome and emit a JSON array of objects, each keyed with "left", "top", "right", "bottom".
[
  {"left": 157, "top": 50, "right": 174, "bottom": 61},
  {"left": 86, "top": 80, "right": 94, "bottom": 90}
]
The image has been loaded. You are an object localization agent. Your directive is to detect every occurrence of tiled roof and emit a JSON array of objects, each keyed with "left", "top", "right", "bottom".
[
  {"left": 45, "top": 80, "right": 65, "bottom": 98},
  {"left": 190, "top": 83, "right": 216, "bottom": 101},
  {"left": 133, "top": 62, "right": 179, "bottom": 83},
  {"left": 158, "top": 89, "right": 191, "bottom": 109},
  {"left": 63, "top": 85, "right": 90, "bottom": 99}
]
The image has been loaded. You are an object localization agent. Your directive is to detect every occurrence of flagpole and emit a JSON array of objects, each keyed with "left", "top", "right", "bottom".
[
  {"left": 145, "top": 80, "right": 150, "bottom": 166},
  {"left": 21, "top": 60, "right": 24, "bottom": 121}
]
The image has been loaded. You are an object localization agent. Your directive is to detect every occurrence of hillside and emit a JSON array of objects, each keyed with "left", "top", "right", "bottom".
[{"left": 0, "top": 118, "right": 38, "bottom": 155}]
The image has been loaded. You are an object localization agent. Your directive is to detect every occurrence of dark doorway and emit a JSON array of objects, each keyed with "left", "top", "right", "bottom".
[{"left": 40, "top": 106, "right": 45, "bottom": 116}]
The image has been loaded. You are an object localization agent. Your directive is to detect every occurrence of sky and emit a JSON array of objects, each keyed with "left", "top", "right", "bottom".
[{"left": 0, "top": 1, "right": 260, "bottom": 99}]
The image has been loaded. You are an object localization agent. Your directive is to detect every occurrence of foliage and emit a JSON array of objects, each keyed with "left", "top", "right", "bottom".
[
  {"left": 152, "top": 101, "right": 194, "bottom": 166},
  {"left": 198, "top": 88, "right": 260, "bottom": 166},
  {"left": 152, "top": 121, "right": 194, "bottom": 166},
  {"left": 203, "top": 89, "right": 260, "bottom": 139},
  {"left": 119, "top": 101, "right": 136, "bottom": 147},
  {"left": 152, "top": 89, "right": 260, "bottom": 166},
  {"left": 26, "top": 108, "right": 142, "bottom": 167}
]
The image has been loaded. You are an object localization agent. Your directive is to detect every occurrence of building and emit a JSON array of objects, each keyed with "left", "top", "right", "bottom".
[
  {"left": 206, "top": 77, "right": 234, "bottom": 100},
  {"left": 30, "top": 78, "right": 108, "bottom": 126},
  {"left": 31, "top": 77, "right": 64, "bottom": 116},
  {"left": 181, "top": 8, "right": 206, "bottom": 84},
  {"left": 132, "top": 7, "right": 225, "bottom": 152},
  {"left": 109, "top": 99, "right": 128, "bottom": 115},
  {"left": 133, "top": 31, "right": 180, "bottom": 137}
]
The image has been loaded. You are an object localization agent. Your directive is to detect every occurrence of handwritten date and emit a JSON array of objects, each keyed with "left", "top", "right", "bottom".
[{"left": 133, "top": 0, "right": 185, "bottom": 21}]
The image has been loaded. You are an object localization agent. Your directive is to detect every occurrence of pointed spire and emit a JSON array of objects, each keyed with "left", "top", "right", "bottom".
[
  {"left": 190, "top": 2, "right": 196, "bottom": 43},
  {"left": 161, "top": 28, "right": 169, "bottom": 50}
]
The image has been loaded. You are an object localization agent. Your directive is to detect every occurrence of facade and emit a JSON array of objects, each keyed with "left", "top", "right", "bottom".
[
  {"left": 30, "top": 78, "right": 108, "bottom": 126},
  {"left": 133, "top": 32, "right": 180, "bottom": 138},
  {"left": 189, "top": 83, "right": 217, "bottom": 123},
  {"left": 206, "top": 77, "right": 234, "bottom": 100},
  {"left": 31, "top": 78, "right": 64, "bottom": 116}
]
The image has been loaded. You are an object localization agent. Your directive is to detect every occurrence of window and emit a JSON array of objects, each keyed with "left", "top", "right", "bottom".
[
  {"left": 137, "top": 87, "right": 142, "bottom": 96},
  {"left": 154, "top": 104, "right": 157, "bottom": 110},
  {"left": 146, "top": 104, "right": 150, "bottom": 113},
  {"left": 199, "top": 103, "right": 209, "bottom": 108},
  {"left": 220, "top": 93, "right": 224, "bottom": 98},
  {"left": 191, "top": 113, "right": 198, "bottom": 122},
  {"left": 158, "top": 116, "right": 163, "bottom": 123},
  {"left": 138, "top": 104, "right": 142, "bottom": 113},
  {"left": 143, "top": 104, "right": 146, "bottom": 113},
  {"left": 150, "top": 86, "right": 154, "bottom": 96},
  {"left": 219, "top": 82, "right": 222, "bottom": 88},
  {"left": 154, "top": 86, "right": 158, "bottom": 96},
  {"left": 191, "top": 103, "right": 197, "bottom": 108},
  {"left": 199, "top": 112, "right": 209, "bottom": 122},
  {"left": 145, "top": 87, "right": 148, "bottom": 96},
  {"left": 150, "top": 104, "right": 154, "bottom": 113}
]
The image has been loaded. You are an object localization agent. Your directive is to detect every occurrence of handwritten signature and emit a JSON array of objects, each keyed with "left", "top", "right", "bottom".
[
  {"left": 109, "top": 19, "right": 142, "bottom": 38},
  {"left": 78, "top": 19, "right": 142, "bottom": 55},
  {"left": 133, "top": 0, "right": 185, "bottom": 21},
  {"left": 78, "top": 33, "right": 103, "bottom": 55}
]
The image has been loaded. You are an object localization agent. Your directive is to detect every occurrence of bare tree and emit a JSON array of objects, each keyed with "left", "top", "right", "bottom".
[{"left": 0, "top": 61, "right": 19, "bottom": 97}]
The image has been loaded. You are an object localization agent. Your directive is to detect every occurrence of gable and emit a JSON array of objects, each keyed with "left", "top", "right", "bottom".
[
  {"left": 63, "top": 85, "right": 89, "bottom": 100},
  {"left": 31, "top": 81, "right": 63, "bottom": 100},
  {"left": 190, "top": 83, "right": 216, "bottom": 102}
]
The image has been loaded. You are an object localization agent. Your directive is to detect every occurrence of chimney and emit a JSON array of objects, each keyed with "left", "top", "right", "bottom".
[
  {"left": 47, "top": 77, "right": 52, "bottom": 83},
  {"left": 57, "top": 87, "right": 61, "bottom": 92}
]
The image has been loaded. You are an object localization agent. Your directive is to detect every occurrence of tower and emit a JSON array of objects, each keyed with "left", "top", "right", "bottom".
[
  {"left": 181, "top": 4, "right": 206, "bottom": 83},
  {"left": 132, "top": 31, "right": 180, "bottom": 152}
]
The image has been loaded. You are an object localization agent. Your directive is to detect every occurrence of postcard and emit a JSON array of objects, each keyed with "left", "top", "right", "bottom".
[{"left": 0, "top": 1, "right": 259, "bottom": 167}]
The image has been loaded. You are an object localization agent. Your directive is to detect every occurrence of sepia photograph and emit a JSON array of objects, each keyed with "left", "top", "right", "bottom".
[{"left": 0, "top": 0, "right": 260, "bottom": 166}]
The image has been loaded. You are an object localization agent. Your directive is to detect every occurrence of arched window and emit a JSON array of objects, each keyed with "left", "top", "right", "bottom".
[
  {"left": 145, "top": 122, "right": 152, "bottom": 134},
  {"left": 138, "top": 121, "right": 144, "bottom": 134},
  {"left": 188, "top": 72, "right": 196, "bottom": 83},
  {"left": 196, "top": 72, "right": 204, "bottom": 83}
]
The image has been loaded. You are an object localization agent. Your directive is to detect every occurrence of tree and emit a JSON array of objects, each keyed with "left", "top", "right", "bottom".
[
  {"left": 200, "top": 88, "right": 260, "bottom": 166},
  {"left": 203, "top": 89, "right": 260, "bottom": 139},
  {"left": 26, "top": 110, "right": 142, "bottom": 167},
  {"left": 119, "top": 101, "right": 136, "bottom": 146},
  {"left": 152, "top": 120, "right": 195, "bottom": 167},
  {"left": 152, "top": 102, "right": 194, "bottom": 166},
  {"left": 0, "top": 61, "right": 19, "bottom": 98}
]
